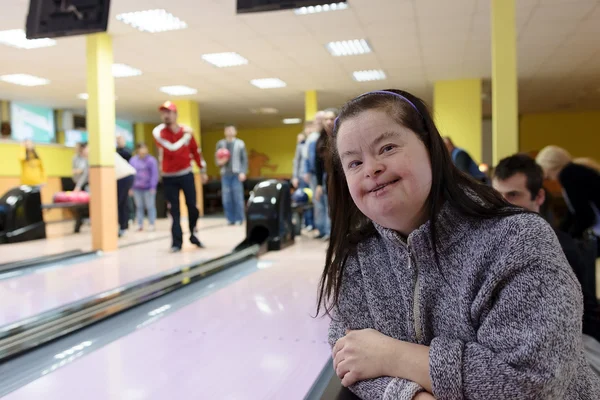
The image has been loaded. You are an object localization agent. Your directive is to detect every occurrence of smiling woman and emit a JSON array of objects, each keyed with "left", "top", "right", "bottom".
[{"left": 316, "top": 90, "right": 600, "bottom": 399}]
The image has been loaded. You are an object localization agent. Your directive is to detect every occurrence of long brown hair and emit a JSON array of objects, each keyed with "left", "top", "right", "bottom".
[{"left": 316, "top": 89, "right": 525, "bottom": 316}]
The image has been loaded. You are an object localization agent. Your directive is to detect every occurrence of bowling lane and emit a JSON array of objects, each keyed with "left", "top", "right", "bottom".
[
  {"left": 2, "top": 238, "right": 332, "bottom": 400},
  {"left": 0, "top": 224, "right": 246, "bottom": 328},
  {"left": 0, "top": 217, "right": 227, "bottom": 265}
]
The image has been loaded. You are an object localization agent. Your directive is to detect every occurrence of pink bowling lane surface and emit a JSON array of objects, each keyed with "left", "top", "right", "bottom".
[
  {"left": 0, "top": 224, "right": 246, "bottom": 328},
  {"left": 0, "top": 217, "right": 228, "bottom": 265},
  {"left": 4, "top": 238, "right": 332, "bottom": 400}
]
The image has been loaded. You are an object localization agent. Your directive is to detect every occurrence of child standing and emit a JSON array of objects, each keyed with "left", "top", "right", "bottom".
[{"left": 318, "top": 90, "right": 600, "bottom": 399}]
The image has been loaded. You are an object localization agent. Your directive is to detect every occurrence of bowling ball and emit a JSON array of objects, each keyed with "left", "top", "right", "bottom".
[
  {"left": 291, "top": 188, "right": 309, "bottom": 204},
  {"left": 216, "top": 148, "right": 231, "bottom": 160}
]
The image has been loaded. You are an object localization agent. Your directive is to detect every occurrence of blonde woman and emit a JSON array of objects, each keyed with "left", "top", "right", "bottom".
[
  {"left": 20, "top": 139, "right": 46, "bottom": 187},
  {"left": 536, "top": 145, "right": 600, "bottom": 248}
]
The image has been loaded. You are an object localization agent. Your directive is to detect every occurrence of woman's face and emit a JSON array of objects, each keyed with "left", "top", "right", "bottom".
[
  {"left": 24, "top": 140, "right": 34, "bottom": 150},
  {"left": 336, "top": 109, "right": 432, "bottom": 236},
  {"left": 322, "top": 111, "right": 336, "bottom": 135}
]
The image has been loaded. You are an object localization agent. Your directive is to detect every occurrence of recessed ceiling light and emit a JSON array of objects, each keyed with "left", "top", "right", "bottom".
[
  {"left": 77, "top": 93, "right": 119, "bottom": 101},
  {"left": 250, "top": 78, "right": 287, "bottom": 89},
  {"left": 283, "top": 118, "right": 302, "bottom": 124},
  {"left": 0, "top": 29, "right": 56, "bottom": 49},
  {"left": 294, "top": 2, "right": 348, "bottom": 15},
  {"left": 201, "top": 52, "right": 248, "bottom": 68},
  {"left": 326, "top": 39, "right": 372, "bottom": 56},
  {"left": 353, "top": 69, "right": 386, "bottom": 82},
  {"left": 250, "top": 107, "right": 279, "bottom": 115},
  {"left": 0, "top": 74, "right": 50, "bottom": 86},
  {"left": 116, "top": 9, "right": 187, "bottom": 33},
  {"left": 159, "top": 85, "right": 197, "bottom": 96},
  {"left": 112, "top": 63, "right": 142, "bottom": 78}
]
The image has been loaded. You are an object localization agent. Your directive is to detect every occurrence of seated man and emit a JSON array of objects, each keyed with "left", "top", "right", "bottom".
[{"left": 493, "top": 153, "right": 600, "bottom": 374}]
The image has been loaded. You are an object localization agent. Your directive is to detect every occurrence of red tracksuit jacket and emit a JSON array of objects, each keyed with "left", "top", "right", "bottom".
[{"left": 152, "top": 124, "right": 205, "bottom": 176}]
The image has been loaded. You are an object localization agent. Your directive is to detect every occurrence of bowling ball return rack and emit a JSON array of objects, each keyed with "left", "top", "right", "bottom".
[{"left": 42, "top": 202, "right": 89, "bottom": 233}]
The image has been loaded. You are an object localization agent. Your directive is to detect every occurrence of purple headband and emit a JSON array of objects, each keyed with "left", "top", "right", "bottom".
[{"left": 333, "top": 90, "right": 422, "bottom": 132}]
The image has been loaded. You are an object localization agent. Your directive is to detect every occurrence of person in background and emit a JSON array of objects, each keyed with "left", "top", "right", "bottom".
[
  {"left": 536, "top": 146, "right": 600, "bottom": 252},
  {"left": 73, "top": 142, "right": 89, "bottom": 192},
  {"left": 153, "top": 101, "right": 207, "bottom": 252},
  {"left": 129, "top": 143, "right": 159, "bottom": 232},
  {"left": 492, "top": 153, "right": 600, "bottom": 375},
  {"left": 292, "top": 132, "right": 306, "bottom": 189},
  {"left": 115, "top": 152, "right": 136, "bottom": 237},
  {"left": 301, "top": 118, "right": 323, "bottom": 232},
  {"left": 443, "top": 136, "right": 488, "bottom": 183},
  {"left": 319, "top": 89, "right": 599, "bottom": 399},
  {"left": 216, "top": 124, "right": 248, "bottom": 226},
  {"left": 312, "top": 108, "right": 337, "bottom": 240},
  {"left": 116, "top": 135, "right": 132, "bottom": 162},
  {"left": 20, "top": 139, "right": 46, "bottom": 187}
]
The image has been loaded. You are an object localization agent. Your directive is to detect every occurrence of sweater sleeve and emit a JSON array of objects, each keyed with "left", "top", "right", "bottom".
[
  {"left": 428, "top": 218, "right": 585, "bottom": 400},
  {"left": 188, "top": 135, "right": 203, "bottom": 170},
  {"left": 329, "top": 252, "right": 425, "bottom": 400}
]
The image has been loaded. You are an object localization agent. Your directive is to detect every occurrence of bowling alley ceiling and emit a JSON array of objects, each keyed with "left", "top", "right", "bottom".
[{"left": 0, "top": 0, "right": 599, "bottom": 130}]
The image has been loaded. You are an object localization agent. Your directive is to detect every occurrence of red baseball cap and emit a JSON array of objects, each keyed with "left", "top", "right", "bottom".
[{"left": 159, "top": 101, "right": 177, "bottom": 112}]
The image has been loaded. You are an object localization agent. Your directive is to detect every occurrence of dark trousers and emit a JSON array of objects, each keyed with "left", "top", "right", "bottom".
[
  {"left": 163, "top": 172, "right": 199, "bottom": 248},
  {"left": 117, "top": 175, "right": 135, "bottom": 231}
]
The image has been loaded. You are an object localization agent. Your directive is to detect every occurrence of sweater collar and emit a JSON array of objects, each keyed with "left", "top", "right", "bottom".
[{"left": 372, "top": 201, "right": 464, "bottom": 254}]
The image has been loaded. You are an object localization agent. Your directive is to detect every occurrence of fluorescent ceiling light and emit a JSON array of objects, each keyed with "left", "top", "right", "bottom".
[
  {"left": 353, "top": 69, "right": 386, "bottom": 82},
  {"left": 159, "top": 85, "right": 197, "bottom": 96},
  {"left": 112, "top": 63, "right": 142, "bottom": 78},
  {"left": 294, "top": 2, "right": 348, "bottom": 15},
  {"left": 326, "top": 39, "right": 372, "bottom": 56},
  {"left": 250, "top": 107, "right": 279, "bottom": 115},
  {"left": 283, "top": 118, "right": 302, "bottom": 124},
  {"left": 250, "top": 78, "right": 287, "bottom": 89},
  {"left": 202, "top": 52, "right": 248, "bottom": 68},
  {"left": 77, "top": 93, "right": 119, "bottom": 101},
  {"left": 0, "top": 29, "right": 56, "bottom": 49},
  {"left": 0, "top": 74, "right": 49, "bottom": 86},
  {"left": 116, "top": 9, "right": 187, "bottom": 33}
]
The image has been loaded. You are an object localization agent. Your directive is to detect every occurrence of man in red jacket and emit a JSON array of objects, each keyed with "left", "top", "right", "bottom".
[{"left": 154, "top": 101, "right": 208, "bottom": 252}]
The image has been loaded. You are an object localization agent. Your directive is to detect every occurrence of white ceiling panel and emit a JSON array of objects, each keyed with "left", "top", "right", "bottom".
[{"left": 0, "top": 0, "right": 597, "bottom": 127}]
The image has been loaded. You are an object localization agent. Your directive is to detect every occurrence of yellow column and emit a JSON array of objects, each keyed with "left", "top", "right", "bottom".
[
  {"left": 172, "top": 99, "right": 204, "bottom": 216},
  {"left": 305, "top": 90, "right": 318, "bottom": 121},
  {"left": 86, "top": 33, "right": 118, "bottom": 251},
  {"left": 434, "top": 79, "right": 482, "bottom": 163},
  {"left": 491, "top": 0, "right": 519, "bottom": 164},
  {"left": 134, "top": 122, "right": 145, "bottom": 145},
  {"left": 0, "top": 100, "right": 9, "bottom": 122}
]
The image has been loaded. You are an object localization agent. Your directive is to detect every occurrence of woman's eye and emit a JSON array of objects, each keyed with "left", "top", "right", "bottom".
[
  {"left": 382, "top": 145, "right": 395, "bottom": 153},
  {"left": 348, "top": 161, "right": 361, "bottom": 169}
]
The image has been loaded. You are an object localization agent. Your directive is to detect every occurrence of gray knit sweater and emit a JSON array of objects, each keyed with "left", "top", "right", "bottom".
[{"left": 329, "top": 204, "right": 600, "bottom": 399}]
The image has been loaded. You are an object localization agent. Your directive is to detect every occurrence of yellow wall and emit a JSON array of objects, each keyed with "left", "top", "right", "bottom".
[
  {"left": 202, "top": 125, "right": 302, "bottom": 178},
  {"left": 0, "top": 141, "right": 74, "bottom": 177},
  {"left": 433, "top": 79, "right": 482, "bottom": 163},
  {"left": 0, "top": 141, "right": 75, "bottom": 221},
  {"left": 519, "top": 111, "right": 600, "bottom": 161}
]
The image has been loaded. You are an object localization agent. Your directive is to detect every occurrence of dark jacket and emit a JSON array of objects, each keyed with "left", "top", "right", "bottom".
[{"left": 559, "top": 162, "right": 600, "bottom": 238}]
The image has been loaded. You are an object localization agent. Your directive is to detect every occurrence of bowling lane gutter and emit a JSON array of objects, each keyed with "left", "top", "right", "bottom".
[
  {"left": 0, "top": 221, "right": 230, "bottom": 277},
  {"left": 0, "top": 243, "right": 263, "bottom": 362},
  {"left": 0, "top": 250, "right": 100, "bottom": 275}
]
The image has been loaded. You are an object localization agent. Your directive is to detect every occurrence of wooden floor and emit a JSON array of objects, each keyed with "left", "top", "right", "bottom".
[{"left": 0, "top": 217, "right": 229, "bottom": 265}]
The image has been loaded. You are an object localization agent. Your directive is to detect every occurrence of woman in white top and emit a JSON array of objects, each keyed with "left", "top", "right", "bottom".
[{"left": 115, "top": 152, "right": 136, "bottom": 237}]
